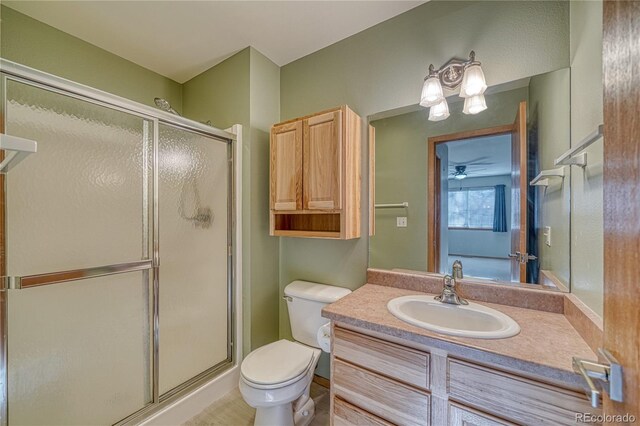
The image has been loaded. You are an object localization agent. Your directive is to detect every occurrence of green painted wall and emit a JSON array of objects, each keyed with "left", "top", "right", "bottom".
[
  {"left": 279, "top": 0, "right": 570, "bottom": 378},
  {"left": 369, "top": 88, "right": 528, "bottom": 272},
  {"left": 569, "top": 0, "right": 603, "bottom": 316},
  {"left": 182, "top": 48, "right": 250, "bottom": 129},
  {"left": 247, "top": 48, "right": 281, "bottom": 350},
  {"left": 0, "top": 5, "right": 182, "bottom": 112}
]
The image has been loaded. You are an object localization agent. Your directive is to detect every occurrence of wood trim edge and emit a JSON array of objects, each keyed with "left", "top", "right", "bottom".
[
  {"left": 564, "top": 293, "right": 604, "bottom": 354},
  {"left": 313, "top": 374, "right": 330, "bottom": 389}
]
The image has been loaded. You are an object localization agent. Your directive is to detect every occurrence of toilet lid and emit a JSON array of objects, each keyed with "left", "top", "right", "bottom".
[{"left": 241, "top": 340, "right": 315, "bottom": 385}]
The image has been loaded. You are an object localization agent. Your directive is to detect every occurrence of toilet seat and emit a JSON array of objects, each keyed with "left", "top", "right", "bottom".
[{"left": 241, "top": 340, "right": 316, "bottom": 389}]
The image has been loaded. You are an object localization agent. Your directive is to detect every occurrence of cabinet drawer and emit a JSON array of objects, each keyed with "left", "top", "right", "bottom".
[
  {"left": 448, "top": 359, "right": 599, "bottom": 425},
  {"left": 333, "top": 359, "right": 430, "bottom": 426},
  {"left": 333, "top": 397, "right": 393, "bottom": 426},
  {"left": 333, "top": 327, "right": 430, "bottom": 390},
  {"left": 448, "top": 402, "right": 516, "bottom": 426}
]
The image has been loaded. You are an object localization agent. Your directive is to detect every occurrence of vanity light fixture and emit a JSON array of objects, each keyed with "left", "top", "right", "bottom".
[
  {"left": 459, "top": 63, "right": 487, "bottom": 98},
  {"left": 420, "top": 75, "right": 445, "bottom": 107},
  {"left": 428, "top": 99, "right": 450, "bottom": 121},
  {"left": 463, "top": 94, "right": 488, "bottom": 115},
  {"left": 421, "top": 51, "right": 488, "bottom": 121}
]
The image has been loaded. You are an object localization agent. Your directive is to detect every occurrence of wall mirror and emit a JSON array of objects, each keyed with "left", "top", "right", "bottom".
[{"left": 369, "top": 67, "right": 575, "bottom": 291}]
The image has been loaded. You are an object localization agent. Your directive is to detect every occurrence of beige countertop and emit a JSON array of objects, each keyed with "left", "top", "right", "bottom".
[{"left": 322, "top": 283, "right": 596, "bottom": 389}]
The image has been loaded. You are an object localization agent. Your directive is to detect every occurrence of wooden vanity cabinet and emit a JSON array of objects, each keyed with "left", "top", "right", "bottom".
[
  {"left": 270, "top": 106, "right": 362, "bottom": 239},
  {"left": 330, "top": 325, "right": 600, "bottom": 426}
]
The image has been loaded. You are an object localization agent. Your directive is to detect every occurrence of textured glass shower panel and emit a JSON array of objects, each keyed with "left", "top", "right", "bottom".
[
  {"left": 5, "top": 80, "right": 151, "bottom": 276},
  {"left": 7, "top": 271, "right": 152, "bottom": 425},
  {"left": 158, "top": 124, "right": 229, "bottom": 394}
]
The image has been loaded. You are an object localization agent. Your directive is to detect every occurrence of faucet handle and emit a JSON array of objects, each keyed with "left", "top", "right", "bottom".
[
  {"left": 443, "top": 274, "right": 456, "bottom": 289},
  {"left": 452, "top": 260, "right": 463, "bottom": 279},
  {"left": 437, "top": 274, "right": 468, "bottom": 305}
]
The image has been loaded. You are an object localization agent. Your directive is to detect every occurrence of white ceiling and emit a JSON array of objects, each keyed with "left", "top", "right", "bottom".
[
  {"left": 446, "top": 134, "right": 512, "bottom": 179},
  {"left": 5, "top": 0, "right": 425, "bottom": 83}
]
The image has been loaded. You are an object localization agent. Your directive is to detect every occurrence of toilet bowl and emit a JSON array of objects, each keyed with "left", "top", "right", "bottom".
[
  {"left": 239, "top": 340, "right": 321, "bottom": 426},
  {"left": 239, "top": 281, "right": 351, "bottom": 426}
]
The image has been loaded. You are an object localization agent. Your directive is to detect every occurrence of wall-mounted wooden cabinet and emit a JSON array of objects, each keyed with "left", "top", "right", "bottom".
[{"left": 270, "top": 106, "right": 362, "bottom": 239}]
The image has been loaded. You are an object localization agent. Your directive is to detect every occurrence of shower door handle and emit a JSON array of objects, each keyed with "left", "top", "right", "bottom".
[{"left": 0, "top": 259, "right": 153, "bottom": 290}]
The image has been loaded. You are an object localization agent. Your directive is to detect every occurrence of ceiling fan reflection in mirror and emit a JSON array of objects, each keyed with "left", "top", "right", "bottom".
[
  {"left": 448, "top": 156, "right": 493, "bottom": 180},
  {"left": 452, "top": 165, "right": 467, "bottom": 180}
]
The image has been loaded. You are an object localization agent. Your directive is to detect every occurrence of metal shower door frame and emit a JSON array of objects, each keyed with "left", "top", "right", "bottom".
[{"left": 0, "top": 59, "right": 237, "bottom": 426}]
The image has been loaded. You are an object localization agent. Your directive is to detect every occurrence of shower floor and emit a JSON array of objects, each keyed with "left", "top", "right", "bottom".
[{"left": 184, "top": 381, "right": 330, "bottom": 426}]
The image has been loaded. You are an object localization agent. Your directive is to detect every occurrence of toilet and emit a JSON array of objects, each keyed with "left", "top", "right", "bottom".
[{"left": 239, "top": 280, "right": 351, "bottom": 426}]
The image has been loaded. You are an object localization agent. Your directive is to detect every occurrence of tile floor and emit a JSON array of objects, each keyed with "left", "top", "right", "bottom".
[{"left": 184, "top": 382, "right": 330, "bottom": 426}]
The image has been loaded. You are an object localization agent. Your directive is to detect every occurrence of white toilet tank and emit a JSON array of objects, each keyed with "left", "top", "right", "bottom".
[{"left": 284, "top": 280, "right": 351, "bottom": 348}]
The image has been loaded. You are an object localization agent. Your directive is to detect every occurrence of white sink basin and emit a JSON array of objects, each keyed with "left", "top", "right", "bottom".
[{"left": 387, "top": 295, "right": 520, "bottom": 339}]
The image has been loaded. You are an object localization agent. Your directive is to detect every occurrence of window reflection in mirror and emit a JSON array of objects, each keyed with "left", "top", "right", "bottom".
[{"left": 369, "top": 68, "right": 571, "bottom": 291}]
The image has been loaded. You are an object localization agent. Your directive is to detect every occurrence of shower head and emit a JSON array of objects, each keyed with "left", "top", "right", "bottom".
[{"left": 154, "top": 97, "right": 181, "bottom": 116}]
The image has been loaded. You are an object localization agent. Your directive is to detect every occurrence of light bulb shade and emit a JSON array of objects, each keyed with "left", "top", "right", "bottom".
[
  {"left": 428, "top": 99, "right": 450, "bottom": 121},
  {"left": 459, "top": 64, "right": 487, "bottom": 98},
  {"left": 420, "top": 76, "right": 445, "bottom": 107},
  {"left": 454, "top": 173, "right": 467, "bottom": 180},
  {"left": 463, "top": 94, "right": 487, "bottom": 115}
]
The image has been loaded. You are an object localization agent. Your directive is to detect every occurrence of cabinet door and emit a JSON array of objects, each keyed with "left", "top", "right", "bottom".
[
  {"left": 333, "top": 359, "right": 430, "bottom": 426},
  {"left": 334, "top": 398, "right": 393, "bottom": 426},
  {"left": 303, "top": 110, "right": 342, "bottom": 210},
  {"left": 333, "top": 327, "right": 430, "bottom": 390},
  {"left": 270, "top": 121, "right": 302, "bottom": 211},
  {"left": 449, "top": 403, "right": 515, "bottom": 426},
  {"left": 448, "top": 359, "right": 598, "bottom": 425}
]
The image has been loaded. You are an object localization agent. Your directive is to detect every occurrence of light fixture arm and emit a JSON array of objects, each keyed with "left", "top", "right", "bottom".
[
  {"left": 425, "top": 51, "right": 480, "bottom": 90},
  {"left": 427, "top": 64, "right": 436, "bottom": 77}
]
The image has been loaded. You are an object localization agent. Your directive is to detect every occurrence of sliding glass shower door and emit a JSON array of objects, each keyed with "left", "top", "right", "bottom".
[
  {"left": 158, "top": 124, "right": 231, "bottom": 395},
  {"left": 0, "top": 69, "right": 233, "bottom": 425},
  {"left": 4, "top": 79, "right": 154, "bottom": 425}
]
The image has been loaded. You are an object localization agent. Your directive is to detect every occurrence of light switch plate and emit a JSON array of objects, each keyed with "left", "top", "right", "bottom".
[
  {"left": 544, "top": 226, "right": 552, "bottom": 246},
  {"left": 397, "top": 217, "right": 407, "bottom": 228}
]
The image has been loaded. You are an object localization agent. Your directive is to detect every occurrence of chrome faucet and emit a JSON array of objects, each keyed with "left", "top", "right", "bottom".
[
  {"left": 435, "top": 275, "right": 468, "bottom": 305},
  {"left": 452, "top": 259, "right": 463, "bottom": 280}
]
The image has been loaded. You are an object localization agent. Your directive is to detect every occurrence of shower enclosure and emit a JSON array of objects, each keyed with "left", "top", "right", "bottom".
[{"left": 0, "top": 60, "right": 237, "bottom": 425}]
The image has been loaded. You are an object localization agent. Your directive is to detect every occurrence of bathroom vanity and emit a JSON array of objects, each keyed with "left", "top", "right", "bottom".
[{"left": 323, "top": 270, "right": 603, "bottom": 426}]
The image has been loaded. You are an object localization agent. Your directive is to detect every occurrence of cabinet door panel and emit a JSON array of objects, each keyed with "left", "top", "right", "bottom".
[
  {"left": 449, "top": 403, "right": 515, "bottom": 426},
  {"left": 270, "top": 121, "right": 302, "bottom": 210},
  {"left": 334, "top": 398, "right": 393, "bottom": 426},
  {"left": 333, "top": 327, "right": 430, "bottom": 390},
  {"left": 303, "top": 110, "right": 342, "bottom": 210},
  {"left": 333, "top": 359, "right": 430, "bottom": 426},
  {"left": 448, "top": 359, "right": 599, "bottom": 425}
]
